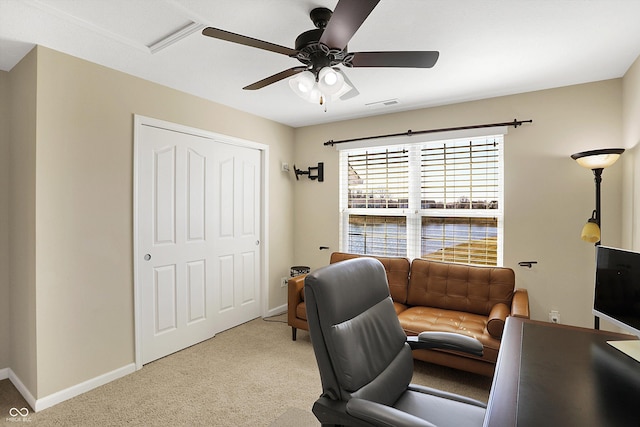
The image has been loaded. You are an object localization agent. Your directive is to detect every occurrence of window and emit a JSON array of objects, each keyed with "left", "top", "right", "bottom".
[{"left": 339, "top": 135, "right": 503, "bottom": 265}]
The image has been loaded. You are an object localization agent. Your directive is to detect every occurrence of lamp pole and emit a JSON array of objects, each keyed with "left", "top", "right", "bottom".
[
  {"left": 593, "top": 168, "right": 603, "bottom": 246},
  {"left": 592, "top": 167, "right": 603, "bottom": 330}
]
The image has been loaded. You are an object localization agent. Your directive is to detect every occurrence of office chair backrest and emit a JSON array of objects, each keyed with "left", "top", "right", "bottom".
[{"left": 305, "top": 257, "right": 414, "bottom": 406}]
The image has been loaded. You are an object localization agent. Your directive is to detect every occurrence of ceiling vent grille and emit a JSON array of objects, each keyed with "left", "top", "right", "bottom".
[{"left": 365, "top": 99, "right": 400, "bottom": 108}]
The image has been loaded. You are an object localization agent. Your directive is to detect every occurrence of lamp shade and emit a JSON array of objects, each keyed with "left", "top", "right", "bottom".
[
  {"left": 289, "top": 71, "right": 316, "bottom": 100},
  {"left": 317, "top": 67, "right": 345, "bottom": 96},
  {"left": 571, "top": 148, "right": 624, "bottom": 170},
  {"left": 581, "top": 220, "right": 601, "bottom": 243}
]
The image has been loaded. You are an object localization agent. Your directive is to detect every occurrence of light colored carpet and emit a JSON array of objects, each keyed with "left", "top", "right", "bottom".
[
  {"left": 268, "top": 407, "right": 318, "bottom": 427},
  {"left": 0, "top": 314, "right": 491, "bottom": 426}
]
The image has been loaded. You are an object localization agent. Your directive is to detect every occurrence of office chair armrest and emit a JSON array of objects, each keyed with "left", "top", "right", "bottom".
[
  {"left": 346, "top": 398, "right": 438, "bottom": 427},
  {"left": 406, "top": 332, "right": 483, "bottom": 357}
]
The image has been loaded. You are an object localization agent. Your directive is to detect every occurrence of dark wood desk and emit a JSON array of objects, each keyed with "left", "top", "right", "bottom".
[{"left": 484, "top": 317, "right": 640, "bottom": 427}]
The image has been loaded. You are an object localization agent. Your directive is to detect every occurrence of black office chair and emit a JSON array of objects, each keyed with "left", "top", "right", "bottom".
[{"left": 304, "top": 257, "right": 487, "bottom": 427}]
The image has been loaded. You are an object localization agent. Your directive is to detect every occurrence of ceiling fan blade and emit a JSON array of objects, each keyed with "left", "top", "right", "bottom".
[
  {"left": 202, "top": 27, "right": 298, "bottom": 57},
  {"left": 350, "top": 51, "right": 440, "bottom": 68},
  {"left": 336, "top": 69, "right": 360, "bottom": 100},
  {"left": 319, "top": 0, "right": 380, "bottom": 50},
  {"left": 243, "top": 67, "right": 307, "bottom": 90}
]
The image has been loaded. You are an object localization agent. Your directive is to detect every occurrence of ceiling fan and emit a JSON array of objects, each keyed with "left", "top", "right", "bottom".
[{"left": 202, "top": 0, "right": 439, "bottom": 104}]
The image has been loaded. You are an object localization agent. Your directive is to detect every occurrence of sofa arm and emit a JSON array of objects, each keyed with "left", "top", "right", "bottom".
[
  {"left": 510, "top": 288, "right": 530, "bottom": 319},
  {"left": 486, "top": 303, "right": 510, "bottom": 339},
  {"left": 287, "top": 275, "right": 307, "bottom": 326}
]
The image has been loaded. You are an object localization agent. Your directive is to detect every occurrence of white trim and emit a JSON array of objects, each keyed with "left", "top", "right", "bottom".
[
  {"left": 265, "top": 303, "right": 287, "bottom": 318},
  {"left": 261, "top": 149, "right": 271, "bottom": 318},
  {"left": 133, "top": 115, "right": 143, "bottom": 370},
  {"left": 333, "top": 126, "right": 508, "bottom": 150},
  {"left": 133, "top": 114, "right": 269, "bottom": 371},
  {"left": 28, "top": 0, "right": 149, "bottom": 53},
  {"left": 8, "top": 369, "right": 36, "bottom": 411},
  {"left": 136, "top": 115, "right": 268, "bottom": 150},
  {"left": 35, "top": 364, "right": 136, "bottom": 412},
  {"left": 2, "top": 365, "right": 136, "bottom": 412},
  {"left": 29, "top": 0, "right": 203, "bottom": 54},
  {"left": 148, "top": 22, "right": 204, "bottom": 54}
]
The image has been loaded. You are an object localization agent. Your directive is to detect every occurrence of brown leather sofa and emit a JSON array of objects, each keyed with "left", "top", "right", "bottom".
[{"left": 287, "top": 252, "right": 529, "bottom": 376}]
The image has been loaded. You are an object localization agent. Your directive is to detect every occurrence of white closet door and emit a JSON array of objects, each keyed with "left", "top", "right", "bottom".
[
  {"left": 136, "top": 123, "right": 263, "bottom": 365},
  {"left": 211, "top": 142, "right": 262, "bottom": 333}
]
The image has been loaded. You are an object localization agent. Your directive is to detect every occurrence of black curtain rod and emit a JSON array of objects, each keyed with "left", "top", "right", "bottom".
[{"left": 324, "top": 119, "right": 533, "bottom": 146}]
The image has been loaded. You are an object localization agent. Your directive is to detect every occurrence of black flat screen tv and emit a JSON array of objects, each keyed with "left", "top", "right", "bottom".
[
  {"left": 593, "top": 246, "right": 640, "bottom": 338},
  {"left": 593, "top": 246, "right": 640, "bottom": 361}
]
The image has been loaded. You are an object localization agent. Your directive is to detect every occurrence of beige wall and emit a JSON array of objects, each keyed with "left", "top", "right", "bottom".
[
  {"left": 293, "top": 79, "right": 624, "bottom": 329},
  {"left": 5, "top": 46, "right": 296, "bottom": 399},
  {"left": 622, "top": 55, "right": 640, "bottom": 250},
  {"left": 6, "top": 49, "right": 39, "bottom": 395}
]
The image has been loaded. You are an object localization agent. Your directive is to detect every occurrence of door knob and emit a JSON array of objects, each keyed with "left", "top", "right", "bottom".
[{"left": 144, "top": 254, "right": 152, "bottom": 261}]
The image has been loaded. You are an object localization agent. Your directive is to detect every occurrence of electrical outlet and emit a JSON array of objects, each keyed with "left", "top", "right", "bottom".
[
  {"left": 280, "top": 277, "right": 289, "bottom": 288},
  {"left": 549, "top": 310, "right": 560, "bottom": 324}
]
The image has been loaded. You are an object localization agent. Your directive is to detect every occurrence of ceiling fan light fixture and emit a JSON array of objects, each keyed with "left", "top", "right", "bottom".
[
  {"left": 289, "top": 71, "right": 325, "bottom": 104},
  {"left": 289, "top": 68, "right": 348, "bottom": 105},
  {"left": 324, "top": 72, "right": 337, "bottom": 85},
  {"left": 309, "top": 87, "right": 323, "bottom": 104},
  {"left": 289, "top": 71, "right": 316, "bottom": 98},
  {"left": 318, "top": 67, "right": 345, "bottom": 96},
  {"left": 319, "top": 67, "right": 338, "bottom": 86}
]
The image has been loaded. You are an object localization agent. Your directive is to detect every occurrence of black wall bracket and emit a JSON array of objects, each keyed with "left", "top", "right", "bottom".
[
  {"left": 294, "top": 162, "right": 324, "bottom": 182},
  {"left": 518, "top": 261, "right": 538, "bottom": 268}
]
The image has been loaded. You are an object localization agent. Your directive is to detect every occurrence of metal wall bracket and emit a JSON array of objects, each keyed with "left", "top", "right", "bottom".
[
  {"left": 294, "top": 162, "right": 324, "bottom": 182},
  {"left": 518, "top": 261, "right": 538, "bottom": 268}
]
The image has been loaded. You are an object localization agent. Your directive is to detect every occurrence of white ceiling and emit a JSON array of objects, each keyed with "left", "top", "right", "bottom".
[{"left": 1, "top": 0, "right": 640, "bottom": 128}]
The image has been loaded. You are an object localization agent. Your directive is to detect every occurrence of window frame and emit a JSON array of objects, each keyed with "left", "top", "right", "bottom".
[{"left": 339, "top": 133, "right": 504, "bottom": 266}]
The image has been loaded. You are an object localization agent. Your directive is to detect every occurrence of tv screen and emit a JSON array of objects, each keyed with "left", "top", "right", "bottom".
[{"left": 593, "top": 246, "right": 640, "bottom": 338}]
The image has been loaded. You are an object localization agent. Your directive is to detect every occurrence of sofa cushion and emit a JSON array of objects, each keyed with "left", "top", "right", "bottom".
[
  {"left": 407, "top": 259, "right": 515, "bottom": 316},
  {"left": 393, "top": 302, "right": 408, "bottom": 316},
  {"left": 397, "top": 306, "right": 501, "bottom": 362},
  {"left": 330, "top": 252, "right": 410, "bottom": 304}
]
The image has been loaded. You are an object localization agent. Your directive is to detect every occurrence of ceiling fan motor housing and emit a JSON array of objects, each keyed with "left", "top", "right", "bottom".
[{"left": 295, "top": 8, "right": 350, "bottom": 75}]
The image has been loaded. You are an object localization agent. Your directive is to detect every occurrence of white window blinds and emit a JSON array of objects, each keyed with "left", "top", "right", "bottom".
[
  {"left": 340, "top": 134, "right": 504, "bottom": 265},
  {"left": 421, "top": 139, "right": 500, "bottom": 211},
  {"left": 347, "top": 147, "right": 409, "bottom": 209}
]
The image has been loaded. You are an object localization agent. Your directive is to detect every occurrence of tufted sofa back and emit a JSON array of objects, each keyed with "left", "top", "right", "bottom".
[
  {"left": 330, "top": 252, "right": 410, "bottom": 304},
  {"left": 407, "top": 258, "right": 515, "bottom": 316}
]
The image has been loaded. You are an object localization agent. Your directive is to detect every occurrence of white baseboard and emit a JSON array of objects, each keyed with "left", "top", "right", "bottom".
[
  {"left": 8, "top": 369, "right": 36, "bottom": 411},
  {"left": 35, "top": 363, "right": 136, "bottom": 412},
  {"left": 3, "top": 363, "right": 136, "bottom": 412},
  {"left": 265, "top": 304, "right": 286, "bottom": 318}
]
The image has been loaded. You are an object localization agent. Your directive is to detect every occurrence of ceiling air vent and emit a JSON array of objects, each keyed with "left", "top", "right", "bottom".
[{"left": 365, "top": 99, "right": 400, "bottom": 108}]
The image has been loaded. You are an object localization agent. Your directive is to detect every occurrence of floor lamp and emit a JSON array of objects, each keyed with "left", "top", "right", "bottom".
[{"left": 571, "top": 148, "right": 624, "bottom": 329}]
